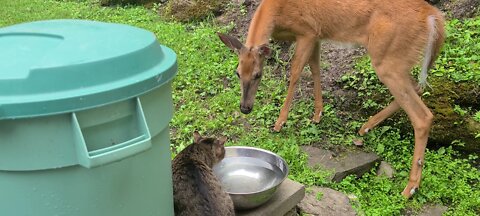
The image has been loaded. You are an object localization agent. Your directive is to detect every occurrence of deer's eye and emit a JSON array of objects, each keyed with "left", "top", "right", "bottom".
[{"left": 253, "top": 73, "right": 262, "bottom": 80}]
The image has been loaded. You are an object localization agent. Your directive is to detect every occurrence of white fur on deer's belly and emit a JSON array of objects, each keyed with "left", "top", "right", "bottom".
[{"left": 323, "top": 40, "right": 359, "bottom": 49}]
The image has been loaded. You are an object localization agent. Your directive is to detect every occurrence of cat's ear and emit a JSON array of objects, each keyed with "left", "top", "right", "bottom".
[
  {"left": 218, "top": 136, "right": 228, "bottom": 146},
  {"left": 193, "top": 131, "right": 202, "bottom": 144}
]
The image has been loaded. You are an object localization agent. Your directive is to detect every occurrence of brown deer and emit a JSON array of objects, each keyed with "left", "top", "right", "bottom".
[{"left": 218, "top": 0, "right": 445, "bottom": 198}]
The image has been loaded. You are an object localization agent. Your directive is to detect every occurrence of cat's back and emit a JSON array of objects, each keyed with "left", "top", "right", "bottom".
[{"left": 172, "top": 148, "right": 234, "bottom": 216}]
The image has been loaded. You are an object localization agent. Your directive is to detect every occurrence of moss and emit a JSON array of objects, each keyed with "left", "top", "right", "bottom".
[{"left": 426, "top": 77, "right": 480, "bottom": 152}]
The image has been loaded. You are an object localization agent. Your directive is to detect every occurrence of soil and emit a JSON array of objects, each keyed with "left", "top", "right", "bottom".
[{"left": 438, "top": 0, "right": 480, "bottom": 19}]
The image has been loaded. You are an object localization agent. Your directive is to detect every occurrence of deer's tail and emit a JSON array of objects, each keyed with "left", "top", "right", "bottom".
[{"left": 419, "top": 14, "right": 445, "bottom": 89}]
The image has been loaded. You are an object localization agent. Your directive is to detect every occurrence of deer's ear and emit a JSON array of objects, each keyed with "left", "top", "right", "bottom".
[
  {"left": 258, "top": 44, "right": 272, "bottom": 57},
  {"left": 217, "top": 32, "right": 244, "bottom": 52},
  {"left": 193, "top": 131, "right": 202, "bottom": 144}
]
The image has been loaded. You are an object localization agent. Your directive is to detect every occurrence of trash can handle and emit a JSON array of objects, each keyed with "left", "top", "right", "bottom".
[{"left": 72, "top": 97, "right": 152, "bottom": 168}]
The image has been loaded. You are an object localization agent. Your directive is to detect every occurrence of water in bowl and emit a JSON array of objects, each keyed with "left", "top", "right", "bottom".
[{"left": 214, "top": 157, "right": 284, "bottom": 194}]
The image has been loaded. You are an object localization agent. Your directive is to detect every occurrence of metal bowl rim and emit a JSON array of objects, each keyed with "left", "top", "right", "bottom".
[{"left": 221, "top": 146, "right": 289, "bottom": 195}]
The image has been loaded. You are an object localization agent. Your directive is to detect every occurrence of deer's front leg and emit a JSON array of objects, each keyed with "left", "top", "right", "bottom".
[
  {"left": 274, "top": 36, "right": 317, "bottom": 132},
  {"left": 359, "top": 84, "right": 422, "bottom": 135},
  {"left": 309, "top": 41, "right": 323, "bottom": 123},
  {"left": 359, "top": 101, "right": 400, "bottom": 135}
]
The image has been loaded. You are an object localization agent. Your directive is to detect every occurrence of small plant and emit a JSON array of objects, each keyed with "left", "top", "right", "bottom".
[
  {"left": 340, "top": 57, "right": 390, "bottom": 111},
  {"left": 453, "top": 104, "right": 468, "bottom": 116},
  {"left": 316, "top": 191, "right": 324, "bottom": 201},
  {"left": 474, "top": 111, "right": 480, "bottom": 122}
]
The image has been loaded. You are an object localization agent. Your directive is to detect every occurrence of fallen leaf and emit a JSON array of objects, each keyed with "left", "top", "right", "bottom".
[{"left": 353, "top": 139, "right": 363, "bottom": 146}]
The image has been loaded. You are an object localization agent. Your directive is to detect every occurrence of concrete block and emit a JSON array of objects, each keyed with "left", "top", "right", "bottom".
[{"left": 236, "top": 178, "right": 305, "bottom": 216}]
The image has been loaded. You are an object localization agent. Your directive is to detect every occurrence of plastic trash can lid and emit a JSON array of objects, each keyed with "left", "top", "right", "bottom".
[{"left": 0, "top": 19, "right": 177, "bottom": 120}]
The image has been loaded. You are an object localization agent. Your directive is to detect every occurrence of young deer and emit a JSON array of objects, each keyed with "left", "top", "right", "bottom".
[{"left": 218, "top": 0, "right": 445, "bottom": 198}]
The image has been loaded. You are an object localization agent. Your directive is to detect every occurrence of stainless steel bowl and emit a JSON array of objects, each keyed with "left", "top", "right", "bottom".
[{"left": 213, "top": 146, "right": 289, "bottom": 210}]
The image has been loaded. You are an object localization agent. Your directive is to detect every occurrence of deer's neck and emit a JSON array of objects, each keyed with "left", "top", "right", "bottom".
[{"left": 245, "top": 1, "right": 277, "bottom": 48}]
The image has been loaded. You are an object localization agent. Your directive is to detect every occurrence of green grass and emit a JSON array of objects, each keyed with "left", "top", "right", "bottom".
[
  {"left": 1, "top": 1, "right": 479, "bottom": 215},
  {"left": 435, "top": 18, "right": 480, "bottom": 82}
]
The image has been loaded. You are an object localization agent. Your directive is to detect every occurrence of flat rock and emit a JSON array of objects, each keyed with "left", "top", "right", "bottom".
[
  {"left": 418, "top": 204, "right": 448, "bottom": 216},
  {"left": 236, "top": 178, "right": 305, "bottom": 216},
  {"left": 301, "top": 146, "right": 381, "bottom": 182},
  {"left": 298, "top": 186, "right": 356, "bottom": 216}
]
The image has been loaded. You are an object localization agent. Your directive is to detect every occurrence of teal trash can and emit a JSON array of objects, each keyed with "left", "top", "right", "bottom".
[{"left": 0, "top": 19, "right": 177, "bottom": 216}]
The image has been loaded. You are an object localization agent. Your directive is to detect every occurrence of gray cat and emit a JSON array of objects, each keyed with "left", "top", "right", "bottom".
[{"left": 172, "top": 131, "right": 235, "bottom": 216}]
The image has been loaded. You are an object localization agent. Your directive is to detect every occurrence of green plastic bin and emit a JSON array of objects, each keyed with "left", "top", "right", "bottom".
[{"left": 0, "top": 19, "right": 177, "bottom": 216}]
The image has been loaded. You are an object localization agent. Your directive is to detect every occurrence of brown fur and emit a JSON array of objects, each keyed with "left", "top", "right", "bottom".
[
  {"left": 172, "top": 132, "right": 234, "bottom": 216},
  {"left": 218, "top": 0, "right": 445, "bottom": 198}
]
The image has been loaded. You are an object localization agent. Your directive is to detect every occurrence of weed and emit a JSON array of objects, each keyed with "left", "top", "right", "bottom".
[
  {"left": 453, "top": 104, "right": 468, "bottom": 116},
  {"left": 474, "top": 111, "right": 480, "bottom": 122}
]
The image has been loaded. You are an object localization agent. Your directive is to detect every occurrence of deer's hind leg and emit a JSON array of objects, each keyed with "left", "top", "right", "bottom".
[
  {"left": 370, "top": 57, "right": 433, "bottom": 198},
  {"left": 367, "top": 21, "right": 433, "bottom": 198}
]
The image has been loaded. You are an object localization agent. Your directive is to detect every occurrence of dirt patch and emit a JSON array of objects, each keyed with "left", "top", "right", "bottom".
[
  {"left": 215, "top": 0, "right": 259, "bottom": 39},
  {"left": 437, "top": 0, "right": 480, "bottom": 19}
]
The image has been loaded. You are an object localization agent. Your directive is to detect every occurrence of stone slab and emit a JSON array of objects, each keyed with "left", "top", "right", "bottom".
[
  {"left": 236, "top": 178, "right": 305, "bottom": 216},
  {"left": 301, "top": 146, "right": 381, "bottom": 182},
  {"left": 298, "top": 186, "right": 356, "bottom": 216},
  {"left": 419, "top": 204, "right": 448, "bottom": 216}
]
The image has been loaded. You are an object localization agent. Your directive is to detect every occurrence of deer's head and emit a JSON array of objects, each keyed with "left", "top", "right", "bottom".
[{"left": 218, "top": 33, "right": 271, "bottom": 114}]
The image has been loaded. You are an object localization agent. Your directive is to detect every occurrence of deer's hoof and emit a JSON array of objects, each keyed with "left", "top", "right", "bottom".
[
  {"left": 402, "top": 183, "right": 420, "bottom": 199},
  {"left": 358, "top": 126, "right": 370, "bottom": 136},
  {"left": 312, "top": 111, "right": 322, "bottom": 123},
  {"left": 273, "top": 121, "right": 285, "bottom": 132},
  {"left": 402, "top": 188, "right": 415, "bottom": 199}
]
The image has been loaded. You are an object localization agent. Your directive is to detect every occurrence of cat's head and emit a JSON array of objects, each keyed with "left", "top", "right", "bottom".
[{"left": 193, "top": 131, "right": 227, "bottom": 164}]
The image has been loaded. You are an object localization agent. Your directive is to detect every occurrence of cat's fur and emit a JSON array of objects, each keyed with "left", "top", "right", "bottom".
[{"left": 172, "top": 131, "right": 235, "bottom": 216}]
